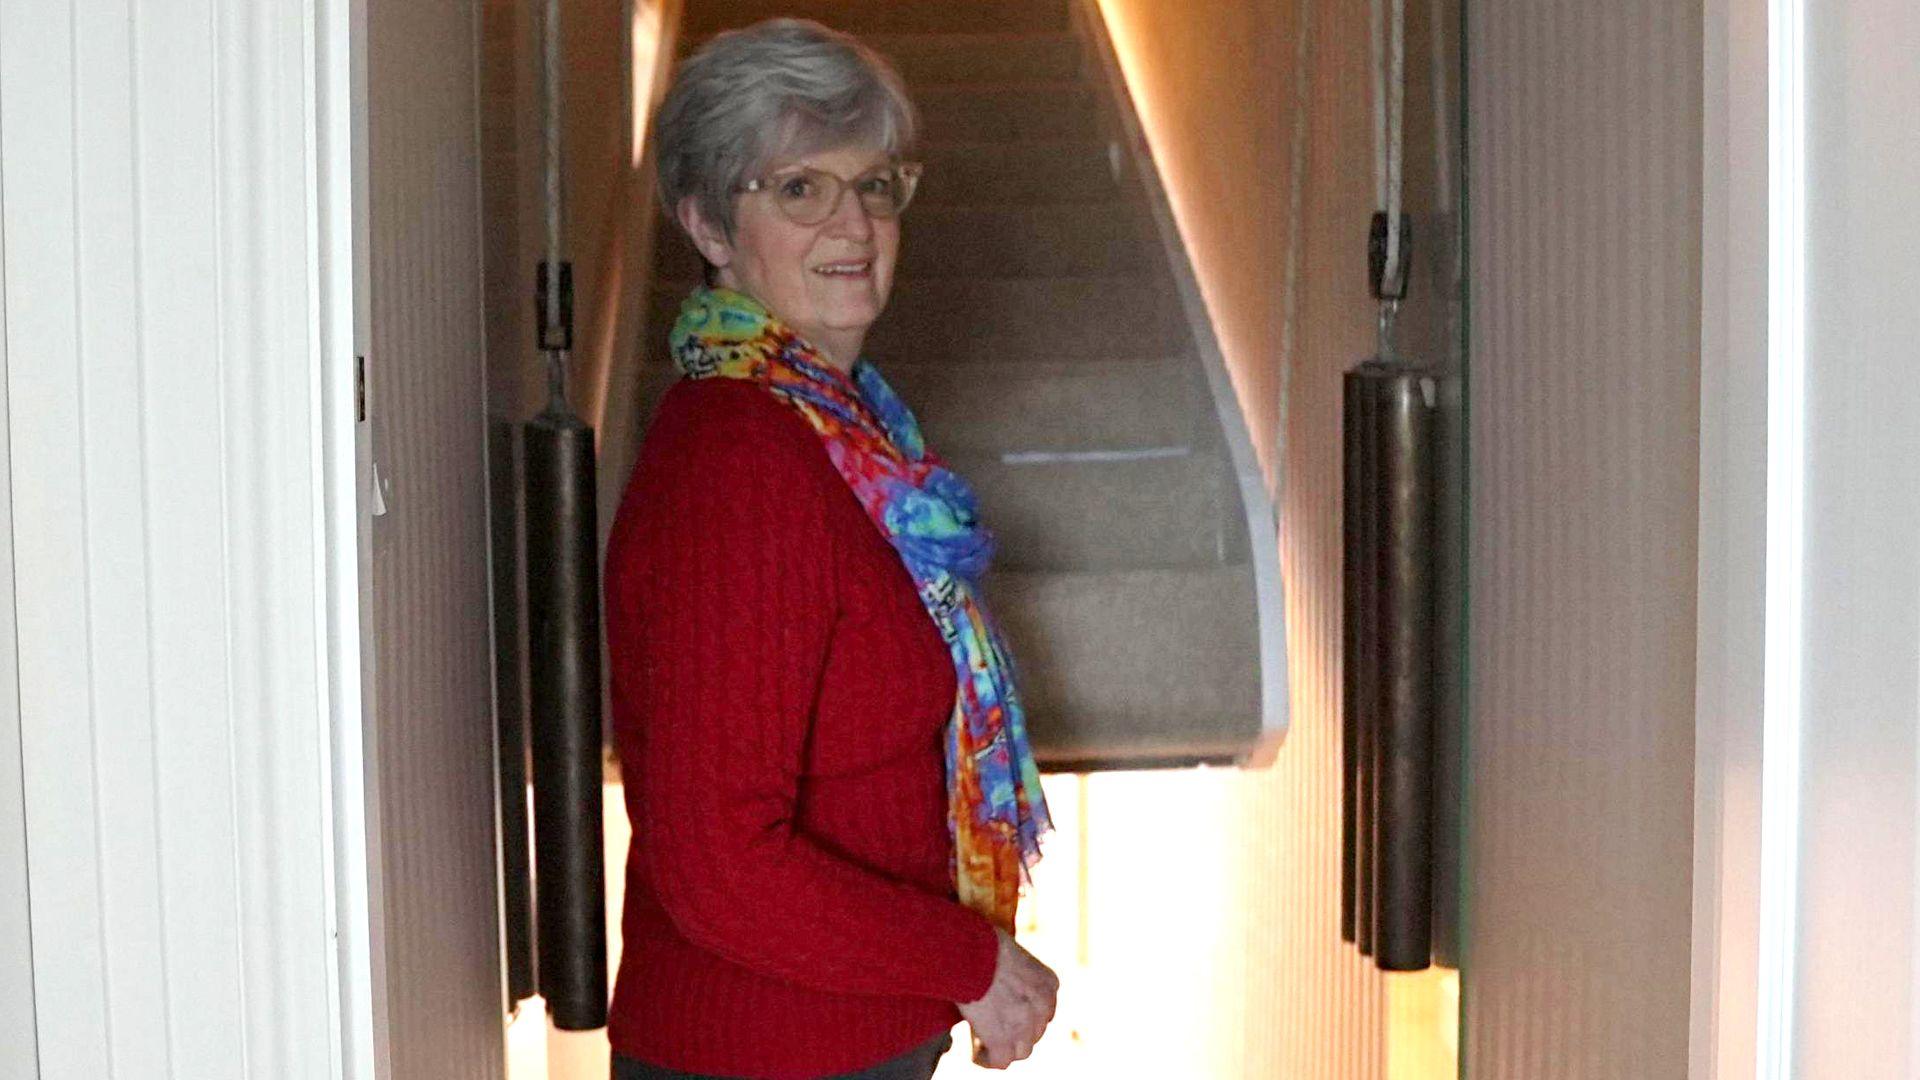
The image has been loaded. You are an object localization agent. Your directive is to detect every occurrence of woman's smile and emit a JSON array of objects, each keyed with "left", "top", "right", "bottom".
[{"left": 812, "top": 259, "right": 873, "bottom": 278}]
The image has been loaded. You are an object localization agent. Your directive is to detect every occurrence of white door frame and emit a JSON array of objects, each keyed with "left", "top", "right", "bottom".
[
  {"left": 1692, "top": 0, "right": 1920, "bottom": 1076},
  {"left": 1, "top": 0, "right": 352, "bottom": 1073},
  {"left": 315, "top": 0, "right": 382, "bottom": 1075},
  {"left": 1690, "top": 0, "right": 1771, "bottom": 1075},
  {"left": 0, "top": 134, "right": 42, "bottom": 1080}
]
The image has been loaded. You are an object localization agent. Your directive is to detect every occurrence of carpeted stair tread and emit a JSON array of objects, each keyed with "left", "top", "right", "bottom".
[
  {"left": 880, "top": 358, "right": 1211, "bottom": 454},
  {"left": 951, "top": 449, "right": 1246, "bottom": 571},
  {"left": 682, "top": 0, "right": 1071, "bottom": 36},
  {"left": 851, "top": 33, "right": 1086, "bottom": 87},
  {"left": 984, "top": 565, "right": 1263, "bottom": 766},
  {"left": 863, "top": 276, "right": 1189, "bottom": 361},
  {"left": 916, "top": 140, "right": 1123, "bottom": 205},
  {"left": 680, "top": 32, "right": 1085, "bottom": 90},
  {"left": 630, "top": 358, "right": 1217, "bottom": 458},
  {"left": 913, "top": 83, "right": 1100, "bottom": 143}
]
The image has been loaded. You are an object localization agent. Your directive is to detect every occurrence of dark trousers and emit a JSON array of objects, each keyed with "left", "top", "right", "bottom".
[{"left": 611, "top": 1031, "right": 952, "bottom": 1080}]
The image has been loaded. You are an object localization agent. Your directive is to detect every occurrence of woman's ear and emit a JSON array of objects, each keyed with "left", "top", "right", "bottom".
[{"left": 677, "top": 195, "right": 732, "bottom": 271}]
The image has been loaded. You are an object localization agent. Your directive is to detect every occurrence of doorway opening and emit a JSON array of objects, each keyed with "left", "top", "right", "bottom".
[{"left": 477, "top": 2, "right": 1465, "bottom": 1077}]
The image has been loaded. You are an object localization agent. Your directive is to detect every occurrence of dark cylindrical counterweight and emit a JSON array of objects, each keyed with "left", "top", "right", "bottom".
[
  {"left": 488, "top": 418, "right": 536, "bottom": 1008},
  {"left": 1341, "top": 375, "right": 1374, "bottom": 950},
  {"left": 1342, "top": 362, "right": 1444, "bottom": 973},
  {"left": 1371, "top": 370, "right": 1439, "bottom": 972},
  {"left": 523, "top": 408, "right": 607, "bottom": 1031}
]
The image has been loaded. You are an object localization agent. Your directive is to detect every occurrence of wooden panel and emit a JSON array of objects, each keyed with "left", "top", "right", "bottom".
[
  {"left": 1, "top": 6, "right": 114, "bottom": 1068},
  {"left": 0, "top": 0, "right": 341, "bottom": 1075}
]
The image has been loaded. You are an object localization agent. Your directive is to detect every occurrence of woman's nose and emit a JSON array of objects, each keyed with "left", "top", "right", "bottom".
[{"left": 821, "top": 185, "right": 875, "bottom": 241}]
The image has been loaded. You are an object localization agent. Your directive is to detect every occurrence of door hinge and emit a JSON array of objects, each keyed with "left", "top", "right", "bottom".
[{"left": 355, "top": 354, "right": 368, "bottom": 422}]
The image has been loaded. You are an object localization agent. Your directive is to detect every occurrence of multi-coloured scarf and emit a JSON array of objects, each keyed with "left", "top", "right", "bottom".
[{"left": 669, "top": 285, "right": 1049, "bottom": 930}]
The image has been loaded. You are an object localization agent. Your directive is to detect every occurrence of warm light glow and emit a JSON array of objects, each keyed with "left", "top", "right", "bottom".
[
  {"left": 507, "top": 996, "right": 599, "bottom": 1080},
  {"left": 507, "top": 785, "right": 628, "bottom": 1080},
  {"left": 934, "top": 770, "right": 1250, "bottom": 1077},
  {"left": 631, "top": 0, "right": 664, "bottom": 167},
  {"left": 1388, "top": 968, "right": 1460, "bottom": 1080},
  {"left": 1091, "top": 1, "right": 1272, "bottom": 480},
  {"left": 532, "top": 773, "right": 1274, "bottom": 1079}
]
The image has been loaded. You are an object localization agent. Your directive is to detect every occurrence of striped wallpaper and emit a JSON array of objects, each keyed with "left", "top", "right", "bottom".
[
  {"left": 1464, "top": 1, "right": 1704, "bottom": 1076},
  {"left": 367, "top": 0, "right": 510, "bottom": 1076}
]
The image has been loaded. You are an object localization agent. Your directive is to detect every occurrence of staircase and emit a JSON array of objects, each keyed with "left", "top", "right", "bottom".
[{"left": 644, "top": 0, "right": 1279, "bottom": 771}]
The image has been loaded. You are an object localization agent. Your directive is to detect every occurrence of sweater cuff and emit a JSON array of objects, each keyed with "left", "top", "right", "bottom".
[{"left": 945, "top": 913, "right": 1002, "bottom": 1005}]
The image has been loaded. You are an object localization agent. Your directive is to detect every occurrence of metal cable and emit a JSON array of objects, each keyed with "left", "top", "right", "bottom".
[
  {"left": 1369, "top": 0, "right": 1408, "bottom": 358},
  {"left": 1276, "top": 0, "right": 1316, "bottom": 508},
  {"left": 1384, "top": 0, "right": 1405, "bottom": 294},
  {"left": 541, "top": 0, "right": 567, "bottom": 405}
]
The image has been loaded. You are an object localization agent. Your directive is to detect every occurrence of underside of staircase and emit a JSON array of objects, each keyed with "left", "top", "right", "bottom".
[{"left": 641, "top": 0, "right": 1279, "bottom": 771}]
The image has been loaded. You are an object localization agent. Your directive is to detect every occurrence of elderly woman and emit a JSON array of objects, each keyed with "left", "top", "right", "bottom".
[{"left": 602, "top": 19, "right": 1058, "bottom": 1080}]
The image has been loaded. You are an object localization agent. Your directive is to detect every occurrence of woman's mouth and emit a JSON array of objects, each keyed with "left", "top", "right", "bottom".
[{"left": 811, "top": 260, "right": 872, "bottom": 279}]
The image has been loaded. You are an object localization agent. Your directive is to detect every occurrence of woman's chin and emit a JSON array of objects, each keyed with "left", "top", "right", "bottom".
[{"left": 809, "top": 291, "right": 888, "bottom": 330}]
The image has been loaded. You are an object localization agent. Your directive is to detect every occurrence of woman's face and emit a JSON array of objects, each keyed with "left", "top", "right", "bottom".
[{"left": 683, "top": 142, "right": 900, "bottom": 369}]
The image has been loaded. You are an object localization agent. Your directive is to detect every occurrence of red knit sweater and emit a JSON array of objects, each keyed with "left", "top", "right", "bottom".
[{"left": 603, "top": 379, "right": 1000, "bottom": 1078}]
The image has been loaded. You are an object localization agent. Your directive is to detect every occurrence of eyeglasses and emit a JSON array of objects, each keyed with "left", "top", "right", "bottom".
[{"left": 735, "top": 162, "right": 924, "bottom": 226}]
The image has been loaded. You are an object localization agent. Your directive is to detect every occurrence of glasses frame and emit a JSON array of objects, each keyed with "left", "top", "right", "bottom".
[{"left": 734, "top": 161, "right": 925, "bottom": 226}]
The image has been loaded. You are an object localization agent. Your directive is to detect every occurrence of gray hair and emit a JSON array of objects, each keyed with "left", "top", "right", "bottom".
[{"left": 654, "top": 19, "right": 918, "bottom": 243}]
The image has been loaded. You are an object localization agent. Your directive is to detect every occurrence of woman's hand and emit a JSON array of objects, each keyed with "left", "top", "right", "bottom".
[{"left": 956, "top": 927, "right": 1059, "bottom": 1069}]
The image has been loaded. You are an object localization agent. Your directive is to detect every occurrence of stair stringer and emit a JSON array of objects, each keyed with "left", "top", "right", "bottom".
[{"left": 1068, "top": 0, "right": 1292, "bottom": 766}]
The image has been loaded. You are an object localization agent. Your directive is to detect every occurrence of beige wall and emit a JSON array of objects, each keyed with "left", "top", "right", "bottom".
[
  {"left": 370, "top": 0, "right": 510, "bottom": 1075},
  {"left": 1096, "top": 0, "right": 1706, "bottom": 1076},
  {"left": 1071, "top": 0, "right": 1455, "bottom": 1074},
  {"left": 1464, "top": 0, "right": 1702, "bottom": 1077}
]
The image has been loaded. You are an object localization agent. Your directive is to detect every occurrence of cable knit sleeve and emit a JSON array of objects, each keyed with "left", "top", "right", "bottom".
[{"left": 606, "top": 382, "right": 999, "bottom": 1005}]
